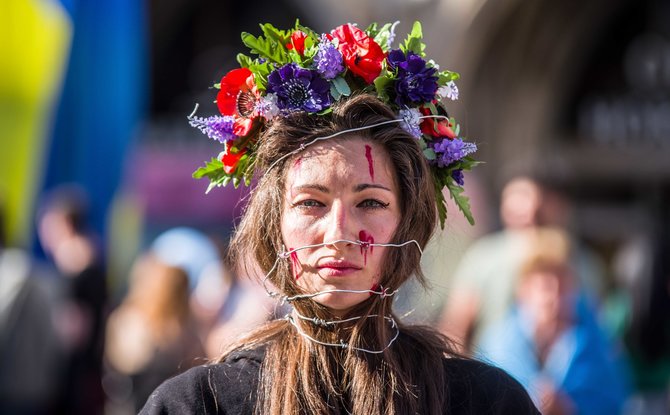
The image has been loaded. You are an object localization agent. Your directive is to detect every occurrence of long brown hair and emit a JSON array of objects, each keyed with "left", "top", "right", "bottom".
[{"left": 224, "top": 94, "right": 456, "bottom": 414}]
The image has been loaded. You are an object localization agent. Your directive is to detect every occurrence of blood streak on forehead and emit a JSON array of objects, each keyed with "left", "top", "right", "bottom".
[{"left": 364, "top": 145, "right": 374, "bottom": 182}]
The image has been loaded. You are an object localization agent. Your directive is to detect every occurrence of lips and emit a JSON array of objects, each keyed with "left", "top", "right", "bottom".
[{"left": 316, "top": 260, "right": 362, "bottom": 276}]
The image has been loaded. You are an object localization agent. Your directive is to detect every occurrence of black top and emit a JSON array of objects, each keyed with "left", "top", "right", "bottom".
[{"left": 140, "top": 346, "right": 539, "bottom": 414}]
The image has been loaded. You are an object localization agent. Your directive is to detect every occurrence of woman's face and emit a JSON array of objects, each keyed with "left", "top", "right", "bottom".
[{"left": 281, "top": 137, "right": 401, "bottom": 314}]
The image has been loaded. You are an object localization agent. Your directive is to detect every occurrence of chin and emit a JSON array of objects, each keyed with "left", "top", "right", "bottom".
[{"left": 315, "top": 292, "right": 369, "bottom": 314}]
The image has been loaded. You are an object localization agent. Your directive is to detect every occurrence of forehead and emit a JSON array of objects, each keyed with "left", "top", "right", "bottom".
[{"left": 285, "top": 137, "right": 396, "bottom": 187}]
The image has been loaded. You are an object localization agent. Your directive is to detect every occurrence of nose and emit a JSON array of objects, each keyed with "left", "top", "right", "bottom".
[{"left": 323, "top": 200, "right": 355, "bottom": 250}]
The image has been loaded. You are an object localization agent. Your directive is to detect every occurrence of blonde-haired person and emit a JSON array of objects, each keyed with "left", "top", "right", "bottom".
[
  {"left": 105, "top": 254, "right": 205, "bottom": 411},
  {"left": 478, "top": 227, "right": 629, "bottom": 415}
]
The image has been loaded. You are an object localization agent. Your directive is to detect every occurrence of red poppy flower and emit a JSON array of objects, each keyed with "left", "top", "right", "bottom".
[
  {"left": 216, "top": 68, "right": 258, "bottom": 136},
  {"left": 286, "top": 30, "right": 307, "bottom": 56},
  {"left": 220, "top": 147, "right": 246, "bottom": 174},
  {"left": 331, "top": 24, "right": 385, "bottom": 84},
  {"left": 419, "top": 106, "right": 456, "bottom": 139}
]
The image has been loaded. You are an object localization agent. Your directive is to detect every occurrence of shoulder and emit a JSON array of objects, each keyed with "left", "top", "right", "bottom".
[
  {"left": 139, "top": 347, "right": 265, "bottom": 415},
  {"left": 443, "top": 357, "right": 540, "bottom": 414}
]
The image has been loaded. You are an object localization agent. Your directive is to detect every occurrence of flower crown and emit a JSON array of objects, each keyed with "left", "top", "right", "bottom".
[{"left": 191, "top": 21, "right": 479, "bottom": 227}]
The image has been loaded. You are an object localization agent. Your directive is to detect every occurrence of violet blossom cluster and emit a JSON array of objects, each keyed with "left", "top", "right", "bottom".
[
  {"left": 267, "top": 63, "right": 332, "bottom": 112},
  {"left": 188, "top": 115, "right": 236, "bottom": 143},
  {"left": 432, "top": 138, "right": 478, "bottom": 168},
  {"left": 313, "top": 35, "right": 344, "bottom": 80},
  {"left": 387, "top": 49, "right": 439, "bottom": 106}
]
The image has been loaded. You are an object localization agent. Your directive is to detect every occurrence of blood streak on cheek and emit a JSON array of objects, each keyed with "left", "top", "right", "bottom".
[
  {"left": 293, "top": 157, "right": 302, "bottom": 170},
  {"left": 369, "top": 282, "right": 380, "bottom": 296},
  {"left": 288, "top": 248, "right": 301, "bottom": 280},
  {"left": 358, "top": 230, "right": 374, "bottom": 265},
  {"left": 364, "top": 145, "right": 374, "bottom": 181}
]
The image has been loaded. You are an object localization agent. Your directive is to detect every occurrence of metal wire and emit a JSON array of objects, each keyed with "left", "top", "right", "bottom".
[
  {"left": 286, "top": 314, "right": 399, "bottom": 354},
  {"left": 266, "top": 115, "right": 450, "bottom": 172},
  {"left": 261, "top": 239, "right": 422, "bottom": 301}
]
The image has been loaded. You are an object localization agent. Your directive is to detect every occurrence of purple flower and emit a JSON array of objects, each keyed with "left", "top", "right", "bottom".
[
  {"left": 399, "top": 107, "right": 422, "bottom": 138},
  {"left": 267, "top": 63, "right": 332, "bottom": 112},
  {"left": 387, "top": 49, "right": 439, "bottom": 106},
  {"left": 451, "top": 169, "right": 464, "bottom": 186},
  {"left": 189, "top": 115, "right": 236, "bottom": 143},
  {"left": 314, "top": 35, "right": 344, "bottom": 79},
  {"left": 432, "top": 138, "right": 477, "bottom": 168}
]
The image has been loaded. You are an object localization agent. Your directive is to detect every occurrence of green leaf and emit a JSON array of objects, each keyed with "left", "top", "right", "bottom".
[
  {"left": 237, "top": 53, "right": 254, "bottom": 68},
  {"left": 193, "top": 157, "right": 239, "bottom": 194},
  {"left": 446, "top": 179, "right": 475, "bottom": 225},
  {"left": 330, "top": 83, "right": 341, "bottom": 100},
  {"left": 296, "top": 20, "right": 319, "bottom": 39},
  {"left": 245, "top": 60, "right": 273, "bottom": 91},
  {"left": 364, "top": 22, "right": 379, "bottom": 36},
  {"left": 260, "top": 23, "right": 290, "bottom": 46},
  {"left": 438, "top": 70, "right": 460, "bottom": 83},
  {"left": 241, "top": 31, "right": 287, "bottom": 64},
  {"left": 372, "top": 22, "right": 396, "bottom": 52},
  {"left": 434, "top": 177, "right": 449, "bottom": 229},
  {"left": 331, "top": 76, "right": 351, "bottom": 97},
  {"left": 401, "top": 21, "right": 426, "bottom": 57},
  {"left": 373, "top": 71, "right": 394, "bottom": 103},
  {"left": 458, "top": 156, "right": 483, "bottom": 171},
  {"left": 193, "top": 157, "right": 223, "bottom": 179},
  {"left": 423, "top": 148, "right": 436, "bottom": 160}
]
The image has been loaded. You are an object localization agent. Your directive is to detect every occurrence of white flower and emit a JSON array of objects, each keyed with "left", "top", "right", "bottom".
[
  {"left": 387, "top": 21, "right": 400, "bottom": 49},
  {"left": 399, "top": 108, "right": 423, "bottom": 138},
  {"left": 437, "top": 81, "right": 459, "bottom": 101},
  {"left": 257, "top": 93, "right": 280, "bottom": 120}
]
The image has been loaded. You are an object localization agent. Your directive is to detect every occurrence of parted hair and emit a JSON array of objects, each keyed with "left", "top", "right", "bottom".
[{"left": 224, "top": 93, "right": 456, "bottom": 414}]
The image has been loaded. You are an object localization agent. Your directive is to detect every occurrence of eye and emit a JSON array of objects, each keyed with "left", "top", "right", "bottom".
[
  {"left": 358, "top": 199, "right": 390, "bottom": 209},
  {"left": 293, "top": 199, "right": 325, "bottom": 209}
]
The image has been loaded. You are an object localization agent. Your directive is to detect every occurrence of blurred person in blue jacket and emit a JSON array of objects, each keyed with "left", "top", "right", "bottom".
[
  {"left": 478, "top": 227, "right": 629, "bottom": 415},
  {"left": 439, "top": 176, "right": 606, "bottom": 354}
]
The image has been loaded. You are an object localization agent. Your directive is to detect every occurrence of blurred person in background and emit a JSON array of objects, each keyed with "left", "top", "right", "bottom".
[
  {"left": 438, "top": 175, "right": 544, "bottom": 351},
  {"left": 104, "top": 254, "right": 205, "bottom": 413},
  {"left": 149, "top": 227, "right": 274, "bottom": 358},
  {"left": 0, "top": 197, "right": 62, "bottom": 414},
  {"left": 36, "top": 185, "right": 107, "bottom": 414},
  {"left": 478, "top": 227, "right": 629, "bottom": 415},
  {"left": 439, "top": 175, "right": 606, "bottom": 353},
  {"left": 203, "top": 261, "right": 276, "bottom": 358}
]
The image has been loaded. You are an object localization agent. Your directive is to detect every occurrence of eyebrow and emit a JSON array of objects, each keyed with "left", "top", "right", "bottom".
[
  {"left": 292, "top": 183, "right": 392, "bottom": 194},
  {"left": 354, "top": 183, "right": 392, "bottom": 192}
]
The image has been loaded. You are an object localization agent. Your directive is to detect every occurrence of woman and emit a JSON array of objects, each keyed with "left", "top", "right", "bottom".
[
  {"left": 142, "top": 21, "right": 539, "bottom": 414},
  {"left": 106, "top": 254, "right": 205, "bottom": 410}
]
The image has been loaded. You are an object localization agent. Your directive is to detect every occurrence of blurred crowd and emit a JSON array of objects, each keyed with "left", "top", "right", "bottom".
[
  {"left": 0, "top": 186, "right": 274, "bottom": 414},
  {"left": 438, "top": 176, "right": 670, "bottom": 415},
  {"left": 1, "top": 177, "right": 669, "bottom": 414}
]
